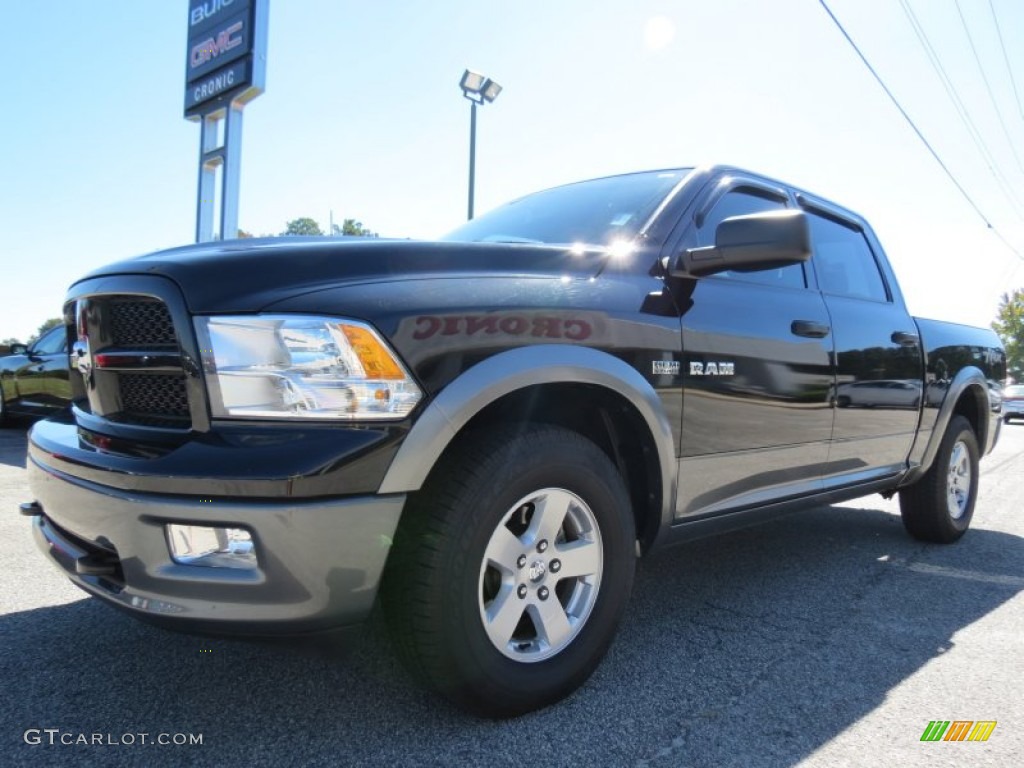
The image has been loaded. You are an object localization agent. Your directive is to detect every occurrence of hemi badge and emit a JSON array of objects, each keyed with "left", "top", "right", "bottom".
[{"left": 652, "top": 360, "right": 680, "bottom": 375}]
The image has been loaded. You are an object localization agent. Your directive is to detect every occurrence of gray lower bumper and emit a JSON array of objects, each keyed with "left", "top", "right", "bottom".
[{"left": 28, "top": 457, "right": 405, "bottom": 635}]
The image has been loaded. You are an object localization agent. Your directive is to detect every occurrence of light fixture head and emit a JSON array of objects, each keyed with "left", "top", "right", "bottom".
[
  {"left": 460, "top": 69, "right": 502, "bottom": 104},
  {"left": 481, "top": 79, "right": 502, "bottom": 103},
  {"left": 460, "top": 69, "right": 486, "bottom": 95}
]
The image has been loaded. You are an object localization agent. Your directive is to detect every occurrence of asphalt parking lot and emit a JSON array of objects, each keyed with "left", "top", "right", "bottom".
[{"left": 2, "top": 419, "right": 1022, "bottom": 767}]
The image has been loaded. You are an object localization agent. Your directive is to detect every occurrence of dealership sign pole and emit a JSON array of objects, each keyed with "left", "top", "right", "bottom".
[{"left": 185, "top": 0, "right": 268, "bottom": 242}]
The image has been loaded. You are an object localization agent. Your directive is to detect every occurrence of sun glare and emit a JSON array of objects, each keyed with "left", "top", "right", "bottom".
[{"left": 643, "top": 16, "right": 676, "bottom": 51}]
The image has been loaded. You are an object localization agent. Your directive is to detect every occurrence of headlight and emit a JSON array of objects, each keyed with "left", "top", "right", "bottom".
[{"left": 194, "top": 315, "right": 422, "bottom": 420}]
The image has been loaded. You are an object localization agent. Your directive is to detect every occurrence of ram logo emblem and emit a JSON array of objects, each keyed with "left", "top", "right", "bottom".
[{"left": 690, "top": 361, "right": 735, "bottom": 376}]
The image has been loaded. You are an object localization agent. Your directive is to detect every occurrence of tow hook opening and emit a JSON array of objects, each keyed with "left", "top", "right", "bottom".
[
  {"left": 75, "top": 555, "right": 119, "bottom": 577},
  {"left": 19, "top": 501, "right": 42, "bottom": 517}
]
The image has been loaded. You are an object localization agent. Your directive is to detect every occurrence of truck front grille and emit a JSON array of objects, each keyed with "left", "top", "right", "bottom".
[
  {"left": 70, "top": 288, "right": 197, "bottom": 430},
  {"left": 119, "top": 374, "right": 190, "bottom": 419},
  {"left": 109, "top": 299, "right": 177, "bottom": 347}
]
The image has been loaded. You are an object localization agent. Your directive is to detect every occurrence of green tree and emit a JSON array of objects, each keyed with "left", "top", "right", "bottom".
[
  {"left": 237, "top": 229, "right": 255, "bottom": 238},
  {"left": 992, "top": 289, "right": 1024, "bottom": 381},
  {"left": 332, "top": 219, "right": 378, "bottom": 237},
  {"left": 282, "top": 217, "right": 323, "bottom": 236}
]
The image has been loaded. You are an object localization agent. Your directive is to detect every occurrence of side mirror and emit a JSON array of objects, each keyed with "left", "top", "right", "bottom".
[
  {"left": 9, "top": 343, "right": 28, "bottom": 355},
  {"left": 674, "top": 209, "right": 811, "bottom": 278}
]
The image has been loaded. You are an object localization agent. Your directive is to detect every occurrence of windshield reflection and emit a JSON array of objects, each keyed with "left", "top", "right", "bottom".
[{"left": 442, "top": 169, "right": 689, "bottom": 247}]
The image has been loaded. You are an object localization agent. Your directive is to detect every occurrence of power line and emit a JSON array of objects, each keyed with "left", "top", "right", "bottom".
[
  {"left": 898, "top": 0, "right": 1024, "bottom": 219},
  {"left": 955, "top": 0, "right": 1024, "bottom": 174},
  {"left": 817, "top": 0, "right": 1023, "bottom": 260},
  {"left": 989, "top": 0, "right": 1024, "bottom": 124}
]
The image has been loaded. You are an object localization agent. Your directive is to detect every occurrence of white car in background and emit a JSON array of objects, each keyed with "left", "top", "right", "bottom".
[
  {"left": 835, "top": 379, "right": 922, "bottom": 409},
  {"left": 1003, "top": 384, "right": 1024, "bottom": 424}
]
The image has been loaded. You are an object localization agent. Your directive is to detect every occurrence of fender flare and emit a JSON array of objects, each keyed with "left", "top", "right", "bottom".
[
  {"left": 378, "top": 345, "right": 678, "bottom": 525},
  {"left": 903, "top": 366, "right": 991, "bottom": 486}
]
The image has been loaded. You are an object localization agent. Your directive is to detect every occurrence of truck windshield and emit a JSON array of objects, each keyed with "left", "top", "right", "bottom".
[{"left": 442, "top": 169, "right": 690, "bottom": 247}]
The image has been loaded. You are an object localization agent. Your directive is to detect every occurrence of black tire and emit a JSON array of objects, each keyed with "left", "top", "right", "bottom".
[
  {"left": 382, "top": 423, "right": 636, "bottom": 718},
  {"left": 1004, "top": 414, "right": 1012, "bottom": 425},
  {"left": 899, "top": 415, "right": 979, "bottom": 543},
  {"left": 0, "top": 387, "right": 8, "bottom": 427}
]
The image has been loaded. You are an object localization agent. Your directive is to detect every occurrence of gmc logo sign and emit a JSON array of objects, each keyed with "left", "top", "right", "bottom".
[{"left": 190, "top": 21, "right": 244, "bottom": 69}]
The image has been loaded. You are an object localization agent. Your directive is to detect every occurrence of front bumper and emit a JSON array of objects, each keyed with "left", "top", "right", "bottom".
[{"left": 28, "top": 456, "right": 405, "bottom": 636}]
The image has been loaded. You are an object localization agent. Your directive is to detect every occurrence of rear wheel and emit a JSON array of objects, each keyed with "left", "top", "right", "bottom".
[
  {"left": 383, "top": 424, "right": 636, "bottom": 717},
  {"left": 899, "top": 415, "right": 979, "bottom": 543}
]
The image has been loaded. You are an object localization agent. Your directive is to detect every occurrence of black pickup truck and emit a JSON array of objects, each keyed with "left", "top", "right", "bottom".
[{"left": 23, "top": 166, "right": 1005, "bottom": 717}]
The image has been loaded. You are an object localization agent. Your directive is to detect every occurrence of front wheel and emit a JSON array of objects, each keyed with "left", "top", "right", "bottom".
[
  {"left": 383, "top": 424, "right": 636, "bottom": 717},
  {"left": 899, "top": 415, "right": 979, "bottom": 543}
]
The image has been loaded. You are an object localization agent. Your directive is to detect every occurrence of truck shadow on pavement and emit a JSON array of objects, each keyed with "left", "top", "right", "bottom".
[{"left": 2, "top": 438, "right": 1022, "bottom": 767}]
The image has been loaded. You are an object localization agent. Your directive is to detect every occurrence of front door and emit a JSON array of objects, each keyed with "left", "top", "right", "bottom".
[
  {"left": 672, "top": 182, "right": 835, "bottom": 518},
  {"left": 15, "top": 326, "right": 67, "bottom": 410}
]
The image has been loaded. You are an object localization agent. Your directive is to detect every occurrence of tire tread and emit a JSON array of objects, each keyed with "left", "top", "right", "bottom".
[
  {"left": 381, "top": 423, "right": 634, "bottom": 716},
  {"left": 899, "top": 415, "right": 978, "bottom": 544}
]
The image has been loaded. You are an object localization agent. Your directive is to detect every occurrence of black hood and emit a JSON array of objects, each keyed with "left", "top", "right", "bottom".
[{"left": 75, "top": 237, "right": 609, "bottom": 313}]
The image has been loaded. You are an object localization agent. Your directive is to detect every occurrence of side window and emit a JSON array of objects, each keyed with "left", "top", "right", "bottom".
[
  {"left": 807, "top": 211, "right": 888, "bottom": 302},
  {"left": 699, "top": 189, "right": 806, "bottom": 290},
  {"left": 32, "top": 327, "right": 66, "bottom": 355}
]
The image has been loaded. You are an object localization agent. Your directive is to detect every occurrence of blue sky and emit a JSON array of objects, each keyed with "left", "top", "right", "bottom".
[{"left": 2, "top": 0, "right": 1023, "bottom": 342}]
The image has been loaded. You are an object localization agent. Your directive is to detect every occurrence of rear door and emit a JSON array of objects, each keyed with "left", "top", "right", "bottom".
[
  {"left": 800, "top": 198, "right": 922, "bottom": 485},
  {"left": 670, "top": 178, "right": 835, "bottom": 518}
]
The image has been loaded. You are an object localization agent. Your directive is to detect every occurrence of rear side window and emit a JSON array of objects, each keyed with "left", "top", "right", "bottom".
[
  {"left": 807, "top": 212, "right": 888, "bottom": 302},
  {"left": 699, "top": 190, "right": 806, "bottom": 290}
]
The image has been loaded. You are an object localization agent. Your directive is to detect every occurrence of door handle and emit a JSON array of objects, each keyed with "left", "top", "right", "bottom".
[
  {"left": 791, "top": 320, "right": 831, "bottom": 339},
  {"left": 891, "top": 331, "right": 920, "bottom": 347}
]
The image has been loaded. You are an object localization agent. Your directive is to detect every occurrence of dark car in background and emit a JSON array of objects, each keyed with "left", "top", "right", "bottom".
[
  {"left": 0, "top": 326, "right": 71, "bottom": 424},
  {"left": 1003, "top": 384, "right": 1024, "bottom": 424}
]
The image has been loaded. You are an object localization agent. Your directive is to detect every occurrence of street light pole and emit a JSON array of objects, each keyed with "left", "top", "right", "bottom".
[
  {"left": 459, "top": 69, "right": 502, "bottom": 221},
  {"left": 468, "top": 100, "right": 477, "bottom": 220}
]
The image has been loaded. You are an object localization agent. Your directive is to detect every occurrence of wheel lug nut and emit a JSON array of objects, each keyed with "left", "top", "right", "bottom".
[
  {"left": 517, "top": 584, "right": 527, "bottom": 599},
  {"left": 550, "top": 559, "right": 561, "bottom": 573},
  {"left": 538, "top": 586, "right": 549, "bottom": 601},
  {"left": 516, "top": 555, "right": 527, "bottom": 568},
  {"left": 537, "top": 539, "right": 548, "bottom": 553}
]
